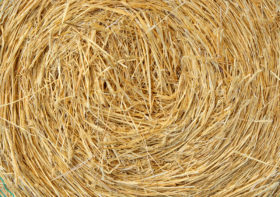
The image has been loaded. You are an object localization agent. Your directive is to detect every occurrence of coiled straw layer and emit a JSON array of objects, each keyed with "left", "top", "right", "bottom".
[{"left": 0, "top": 0, "right": 280, "bottom": 196}]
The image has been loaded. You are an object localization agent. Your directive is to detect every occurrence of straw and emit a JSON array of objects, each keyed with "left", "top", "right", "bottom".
[
  {"left": 0, "top": 0, "right": 279, "bottom": 196},
  {"left": 0, "top": 177, "right": 14, "bottom": 197}
]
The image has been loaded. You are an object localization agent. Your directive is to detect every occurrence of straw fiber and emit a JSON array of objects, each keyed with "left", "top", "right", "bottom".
[{"left": 0, "top": 0, "right": 280, "bottom": 196}]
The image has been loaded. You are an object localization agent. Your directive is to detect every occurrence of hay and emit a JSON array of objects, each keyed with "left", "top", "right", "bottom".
[{"left": 0, "top": 0, "right": 280, "bottom": 196}]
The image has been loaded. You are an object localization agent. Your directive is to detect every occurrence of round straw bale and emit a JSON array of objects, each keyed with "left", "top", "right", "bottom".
[{"left": 0, "top": 0, "right": 280, "bottom": 196}]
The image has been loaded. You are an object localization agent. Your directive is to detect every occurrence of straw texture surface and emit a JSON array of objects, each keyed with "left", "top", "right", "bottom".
[{"left": 0, "top": 0, "right": 280, "bottom": 196}]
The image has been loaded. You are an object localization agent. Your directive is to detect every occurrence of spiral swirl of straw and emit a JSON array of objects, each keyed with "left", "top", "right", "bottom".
[{"left": 0, "top": 0, "right": 279, "bottom": 196}]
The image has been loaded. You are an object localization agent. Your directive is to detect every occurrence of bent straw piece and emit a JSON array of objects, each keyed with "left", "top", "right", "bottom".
[{"left": 0, "top": 177, "right": 14, "bottom": 197}]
